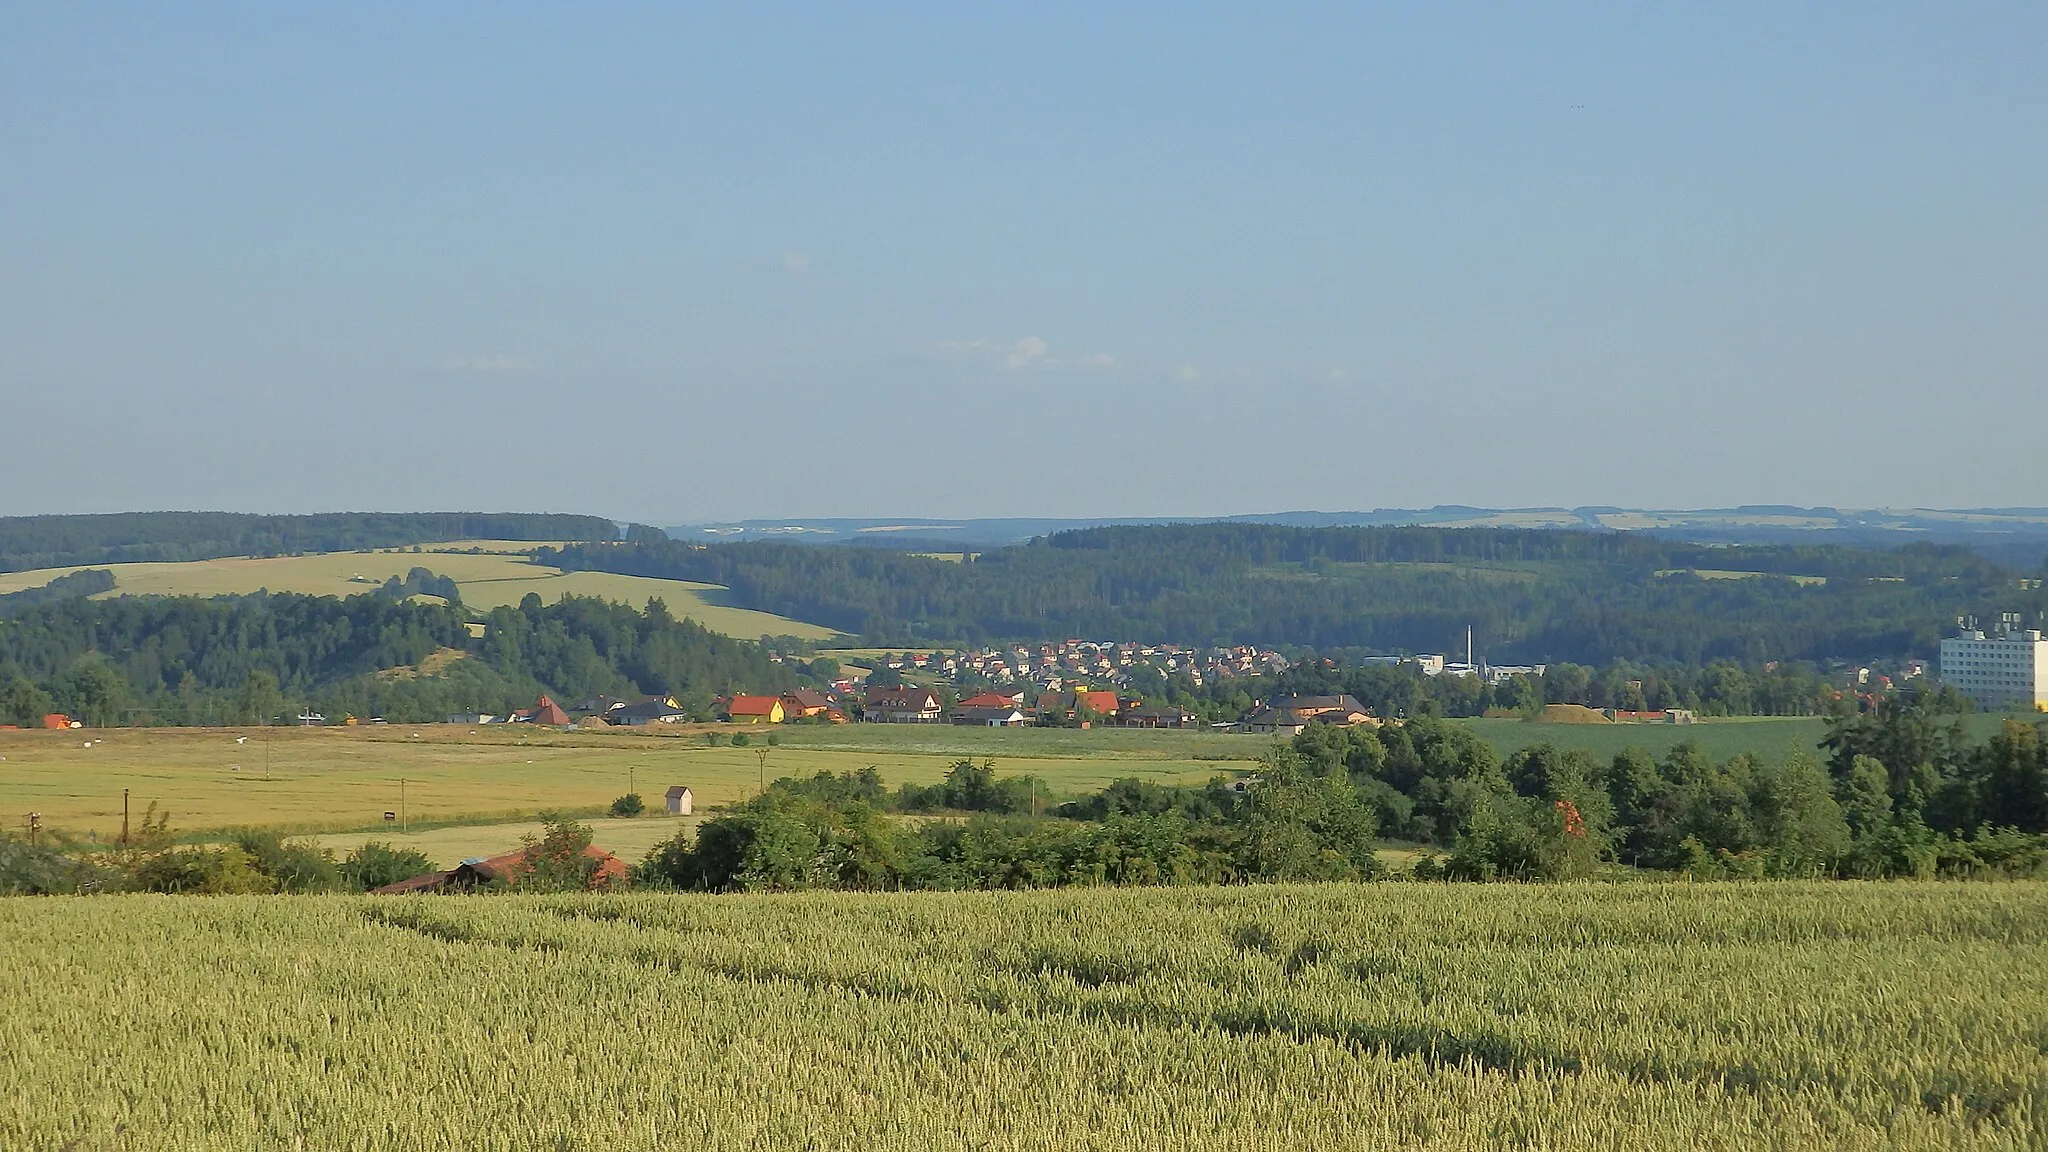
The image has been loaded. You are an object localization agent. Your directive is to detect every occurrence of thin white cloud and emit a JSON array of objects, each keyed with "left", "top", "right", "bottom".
[
  {"left": 927, "top": 337, "right": 1115, "bottom": 372},
  {"left": 1174, "top": 364, "right": 1200, "bottom": 382},
  {"left": 444, "top": 354, "right": 537, "bottom": 374},
  {"left": 782, "top": 252, "right": 810, "bottom": 273},
  {"left": 1003, "top": 336, "right": 1049, "bottom": 370}
]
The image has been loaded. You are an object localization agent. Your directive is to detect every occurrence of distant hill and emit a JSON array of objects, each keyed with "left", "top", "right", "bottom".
[
  {"left": 666, "top": 507, "right": 2048, "bottom": 567},
  {"left": 0, "top": 512, "right": 621, "bottom": 574},
  {"left": 552, "top": 522, "right": 2044, "bottom": 664}
]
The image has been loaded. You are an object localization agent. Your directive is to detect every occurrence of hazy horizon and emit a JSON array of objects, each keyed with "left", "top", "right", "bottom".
[{"left": 5, "top": 5, "right": 2043, "bottom": 523}]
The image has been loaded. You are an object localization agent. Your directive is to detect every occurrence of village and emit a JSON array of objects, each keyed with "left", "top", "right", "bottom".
[{"left": 433, "top": 627, "right": 1702, "bottom": 737}]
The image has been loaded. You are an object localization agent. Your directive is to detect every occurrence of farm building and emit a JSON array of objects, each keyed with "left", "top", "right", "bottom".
[
  {"left": 42, "top": 713, "right": 80, "bottom": 730},
  {"left": 724, "top": 696, "right": 785, "bottom": 724},
  {"left": 665, "top": 785, "right": 694, "bottom": 815},
  {"left": 368, "top": 844, "right": 630, "bottom": 894}
]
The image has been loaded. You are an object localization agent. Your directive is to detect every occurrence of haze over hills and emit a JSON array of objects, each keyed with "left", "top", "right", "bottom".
[{"left": 669, "top": 507, "right": 2048, "bottom": 567}]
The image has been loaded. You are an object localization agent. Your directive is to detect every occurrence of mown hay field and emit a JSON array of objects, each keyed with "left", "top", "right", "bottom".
[
  {"left": 309, "top": 813, "right": 702, "bottom": 869},
  {"left": 1, "top": 883, "right": 2042, "bottom": 1150},
  {"left": 0, "top": 540, "right": 839, "bottom": 639},
  {"left": 0, "top": 725, "right": 1246, "bottom": 844}
]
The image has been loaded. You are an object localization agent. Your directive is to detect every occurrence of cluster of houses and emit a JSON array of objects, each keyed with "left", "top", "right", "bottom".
[
  {"left": 855, "top": 684, "right": 1191, "bottom": 728},
  {"left": 446, "top": 690, "right": 851, "bottom": 729},
  {"left": 439, "top": 684, "right": 1402, "bottom": 734},
  {"left": 873, "top": 640, "right": 1291, "bottom": 693},
  {"left": 854, "top": 685, "right": 1378, "bottom": 733}
]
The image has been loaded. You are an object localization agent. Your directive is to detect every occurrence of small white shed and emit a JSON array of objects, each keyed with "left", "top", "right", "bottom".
[{"left": 665, "top": 786, "right": 694, "bottom": 816}]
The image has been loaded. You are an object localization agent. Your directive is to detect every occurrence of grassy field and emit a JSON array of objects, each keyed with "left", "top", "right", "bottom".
[
  {"left": 0, "top": 540, "right": 839, "bottom": 640},
  {"left": 8, "top": 715, "right": 2023, "bottom": 857},
  {"left": 312, "top": 814, "right": 702, "bottom": 869},
  {"left": 1, "top": 883, "right": 2041, "bottom": 1150},
  {"left": 1655, "top": 568, "right": 1829, "bottom": 586},
  {"left": 0, "top": 725, "right": 1248, "bottom": 842},
  {"left": 1460, "top": 715, "right": 1834, "bottom": 762}
]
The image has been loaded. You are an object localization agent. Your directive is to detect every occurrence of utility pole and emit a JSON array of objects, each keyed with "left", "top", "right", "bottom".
[
  {"left": 265, "top": 722, "right": 272, "bottom": 781},
  {"left": 27, "top": 812, "right": 40, "bottom": 848},
  {"left": 629, "top": 764, "right": 635, "bottom": 799},
  {"left": 400, "top": 778, "right": 408, "bottom": 834},
  {"left": 120, "top": 788, "right": 130, "bottom": 848},
  {"left": 755, "top": 748, "right": 770, "bottom": 796}
]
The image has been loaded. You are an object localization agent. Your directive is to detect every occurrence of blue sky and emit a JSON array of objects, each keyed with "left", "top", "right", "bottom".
[{"left": 3, "top": 4, "right": 2043, "bottom": 521}]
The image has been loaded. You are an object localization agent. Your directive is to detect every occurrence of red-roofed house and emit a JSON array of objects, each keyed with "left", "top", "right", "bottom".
[
  {"left": 780, "top": 689, "right": 833, "bottom": 719},
  {"left": 957, "top": 691, "right": 1025, "bottom": 710},
  {"left": 1034, "top": 689, "right": 1121, "bottom": 725},
  {"left": 725, "top": 695, "right": 786, "bottom": 724},
  {"left": 520, "top": 696, "right": 572, "bottom": 726}
]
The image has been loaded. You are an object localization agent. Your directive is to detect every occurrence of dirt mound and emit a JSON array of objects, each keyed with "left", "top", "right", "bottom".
[{"left": 1532, "top": 704, "right": 1612, "bottom": 724}]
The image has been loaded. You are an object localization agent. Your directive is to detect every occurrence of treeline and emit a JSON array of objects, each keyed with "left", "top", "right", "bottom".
[
  {"left": 372, "top": 567, "right": 462, "bottom": 605},
  {"left": 0, "top": 569, "right": 114, "bottom": 617},
  {"left": 0, "top": 804, "right": 439, "bottom": 895},
  {"left": 0, "top": 511, "right": 620, "bottom": 574},
  {"left": 637, "top": 703, "right": 2048, "bottom": 893},
  {"left": 543, "top": 525, "right": 2038, "bottom": 665},
  {"left": 0, "top": 591, "right": 805, "bottom": 726},
  {"left": 638, "top": 759, "right": 1378, "bottom": 891}
]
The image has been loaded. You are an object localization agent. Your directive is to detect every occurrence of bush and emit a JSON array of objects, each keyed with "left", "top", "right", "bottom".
[
  {"left": 508, "top": 815, "right": 614, "bottom": 893},
  {"left": 610, "top": 793, "right": 645, "bottom": 818},
  {"left": 731, "top": 732, "right": 751, "bottom": 747},
  {"left": 342, "top": 842, "right": 435, "bottom": 891},
  {"left": 0, "top": 835, "right": 113, "bottom": 894},
  {"left": 126, "top": 846, "right": 271, "bottom": 894},
  {"left": 233, "top": 830, "right": 343, "bottom": 892}
]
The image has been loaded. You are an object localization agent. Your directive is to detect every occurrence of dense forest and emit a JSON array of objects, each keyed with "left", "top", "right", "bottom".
[
  {"left": 0, "top": 512, "right": 620, "bottom": 574},
  {"left": 545, "top": 525, "right": 2042, "bottom": 664},
  {"left": 0, "top": 592, "right": 804, "bottom": 726}
]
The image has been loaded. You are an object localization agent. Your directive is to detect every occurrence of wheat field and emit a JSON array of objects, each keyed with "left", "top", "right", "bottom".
[
  {"left": 0, "top": 540, "right": 839, "bottom": 639},
  {"left": 1, "top": 882, "right": 2042, "bottom": 1150}
]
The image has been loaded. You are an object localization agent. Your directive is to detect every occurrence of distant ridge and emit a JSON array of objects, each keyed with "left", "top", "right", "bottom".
[
  {"left": 0, "top": 512, "right": 620, "bottom": 575},
  {"left": 666, "top": 507, "right": 2048, "bottom": 567}
]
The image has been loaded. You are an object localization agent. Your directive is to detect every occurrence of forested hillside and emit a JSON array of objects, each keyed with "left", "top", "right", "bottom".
[
  {"left": 545, "top": 525, "right": 2039, "bottom": 663},
  {"left": 0, "top": 592, "right": 801, "bottom": 726},
  {"left": 0, "top": 512, "right": 620, "bottom": 574}
]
